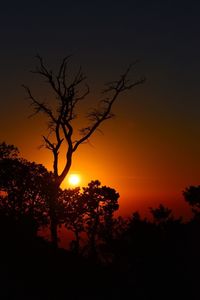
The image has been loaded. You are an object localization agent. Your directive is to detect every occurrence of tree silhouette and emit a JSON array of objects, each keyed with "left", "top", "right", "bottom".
[
  {"left": 0, "top": 142, "right": 54, "bottom": 235},
  {"left": 183, "top": 185, "right": 200, "bottom": 218},
  {"left": 23, "top": 55, "right": 145, "bottom": 247},
  {"left": 60, "top": 187, "right": 85, "bottom": 254},
  {"left": 149, "top": 204, "right": 173, "bottom": 225},
  {"left": 58, "top": 181, "right": 119, "bottom": 256},
  {"left": 0, "top": 142, "right": 19, "bottom": 159},
  {"left": 81, "top": 180, "right": 119, "bottom": 259}
]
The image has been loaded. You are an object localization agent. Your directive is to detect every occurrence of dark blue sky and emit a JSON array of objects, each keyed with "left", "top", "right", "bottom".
[
  {"left": 1, "top": 0, "right": 200, "bottom": 104},
  {"left": 1, "top": 1, "right": 200, "bottom": 69}
]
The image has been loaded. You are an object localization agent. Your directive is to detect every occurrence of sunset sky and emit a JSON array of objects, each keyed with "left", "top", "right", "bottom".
[{"left": 1, "top": 0, "right": 200, "bottom": 217}]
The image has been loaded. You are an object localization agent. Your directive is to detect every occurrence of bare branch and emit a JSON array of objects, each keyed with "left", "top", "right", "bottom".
[
  {"left": 22, "top": 85, "right": 57, "bottom": 122},
  {"left": 73, "top": 64, "right": 145, "bottom": 152},
  {"left": 43, "top": 136, "right": 54, "bottom": 151},
  {"left": 103, "top": 62, "right": 145, "bottom": 93},
  {"left": 74, "top": 84, "right": 90, "bottom": 102},
  {"left": 58, "top": 55, "right": 72, "bottom": 79}
]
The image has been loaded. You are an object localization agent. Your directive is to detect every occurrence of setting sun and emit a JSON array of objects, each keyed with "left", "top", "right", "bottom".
[{"left": 68, "top": 174, "right": 81, "bottom": 186}]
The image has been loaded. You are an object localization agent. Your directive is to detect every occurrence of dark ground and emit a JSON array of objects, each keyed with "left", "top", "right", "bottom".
[{"left": 0, "top": 221, "right": 199, "bottom": 300}]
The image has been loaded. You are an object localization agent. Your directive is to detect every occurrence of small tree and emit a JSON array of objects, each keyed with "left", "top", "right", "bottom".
[
  {"left": 149, "top": 204, "right": 173, "bottom": 225},
  {"left": 60, "top": 187, "right": 86, "bottom": 254},
  {"left": 82, "top": 180, "right": 119, "bottom": 258},
  {"left": 60, "top": 181, "right": 119, "bottom": 256},
  {"left": 0, "top": 142, "right": 53, "bottom": 234},
  {"left": 23, "top": 55, "right": 145, "bottom": 247},
  {"left": 183, "top": 185, "right": 200, "bottom": 218}
]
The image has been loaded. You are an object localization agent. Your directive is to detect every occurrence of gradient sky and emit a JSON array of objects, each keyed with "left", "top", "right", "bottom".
[{"left": 1, "top": 0, "right": 200, "bottom": 217}]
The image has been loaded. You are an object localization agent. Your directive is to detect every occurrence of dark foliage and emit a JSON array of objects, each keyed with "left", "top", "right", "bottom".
[
  {"left": 59, "top": 180, "right": 119, "bottom": 257},
  {"left": 183, "top": 185, "right": 200, "bottom": 219},
  {"left": 0, "top": 143, "right": 55, "bottom": 234}
]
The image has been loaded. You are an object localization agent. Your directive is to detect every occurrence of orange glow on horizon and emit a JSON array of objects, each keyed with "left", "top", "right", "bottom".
[{"left": 2, "top": 94, "right": 200, "bottom": 219}]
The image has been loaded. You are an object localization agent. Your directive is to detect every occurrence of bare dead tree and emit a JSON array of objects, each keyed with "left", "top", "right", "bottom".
[{"left": 23, "top": 55, "right": 145, "bottom": 247}]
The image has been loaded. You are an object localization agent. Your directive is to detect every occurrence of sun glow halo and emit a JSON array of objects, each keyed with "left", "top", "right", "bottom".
[{"left": 68, "top": 174, "right": 81, "bottom": 186}]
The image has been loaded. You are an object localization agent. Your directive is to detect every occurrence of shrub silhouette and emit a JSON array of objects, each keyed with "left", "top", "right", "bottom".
[{"left": 0, "top": 142, "right": 55, "bottom": 235}]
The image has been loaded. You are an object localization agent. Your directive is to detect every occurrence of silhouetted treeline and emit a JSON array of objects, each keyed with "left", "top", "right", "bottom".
[{"left": 0, "top": 142, "right": 200, "bottom": 299}]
